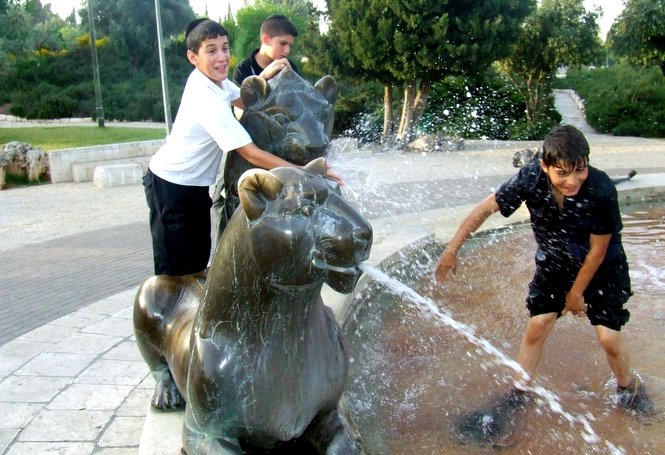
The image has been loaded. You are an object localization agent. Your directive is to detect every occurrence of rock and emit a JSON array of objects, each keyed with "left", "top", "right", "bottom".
[
  {"left": 407, "top": 133, "right": 464, "bottom": 152},
  {"left": 512, "top": 147, "right": 541, "bottom": 168},
  {"left": 0, "top": 141, "right": 49, "bottom": 182}
]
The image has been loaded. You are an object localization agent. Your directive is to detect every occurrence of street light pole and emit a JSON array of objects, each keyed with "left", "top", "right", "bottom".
[
  {"left": 87, "top": 0, "right": 104, "bottom": 127},
  {"left": 154, "top": 0, "right": 172, "bottom": 134}
]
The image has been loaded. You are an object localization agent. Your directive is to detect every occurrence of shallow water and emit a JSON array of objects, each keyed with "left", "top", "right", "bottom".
[{"left": 344, "top": 202, "right": 665, "bottom": 454}]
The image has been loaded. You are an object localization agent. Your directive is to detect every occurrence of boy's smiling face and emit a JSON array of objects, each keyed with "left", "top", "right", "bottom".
[
  {"left": 541, "top": 160, "right": 589, "bottom": 197},
  {"left": 187, "top": 35, "right": 231, "bottom": 85}
]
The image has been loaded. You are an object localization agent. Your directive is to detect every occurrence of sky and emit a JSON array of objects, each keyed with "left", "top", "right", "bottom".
[{"left": 44, "top": 0, "right": 622, "bottom": 40}]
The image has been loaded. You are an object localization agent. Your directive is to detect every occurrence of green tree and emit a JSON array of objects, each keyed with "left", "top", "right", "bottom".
[
  {"left": 608, "top": 0, "right": 665, "bottom": 76},
  {"left": 498, "top": 0, "right": 602, "bottom": 124},
  {"left": 83, "top": 0, "right": 195, "bottom": 74},
  {"left": 0, "top": 0, "right": 30, "bottom": 76},
  {"left": 329, "top": 0, "right": 533, "bottom": 142}
]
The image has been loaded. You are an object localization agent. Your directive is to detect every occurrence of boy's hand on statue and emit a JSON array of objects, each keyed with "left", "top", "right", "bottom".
[
  {"left": 262, "top": 58, "right": 291, "bottom": 80},
  {"left": 434, "top": 251, "right": 457, "bottom": 284},
  {"left": 325, "top": 166, "right": 344, "bottom": 186},
  {"left": 565, "top": 291, "right": 586, "bottom": 316}
]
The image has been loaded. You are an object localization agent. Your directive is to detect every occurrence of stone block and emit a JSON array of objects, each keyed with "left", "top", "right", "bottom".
[{"left": 93, "top": 163, "right": 143, "bottom": 188}]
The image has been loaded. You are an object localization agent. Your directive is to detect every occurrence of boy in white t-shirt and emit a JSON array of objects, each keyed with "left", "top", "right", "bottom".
[{"left": 144, "top": 19, "right": 339, "bottom": 276}]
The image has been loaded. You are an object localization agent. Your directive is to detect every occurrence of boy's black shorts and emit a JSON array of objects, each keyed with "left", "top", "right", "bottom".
[
  {"left": 526, "top": 254, "right": 632, "bottom": 331},
  {"left": 143, "top": 169, "right": 212, "bottom": 276}
]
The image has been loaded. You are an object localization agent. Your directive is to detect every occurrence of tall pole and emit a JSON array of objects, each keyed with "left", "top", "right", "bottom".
[
  {"left": 155, "top": 0, "right": 172, "bottom": 134},
  {"left": 87, "top": 0, "right": 104, "bottom": 127}
]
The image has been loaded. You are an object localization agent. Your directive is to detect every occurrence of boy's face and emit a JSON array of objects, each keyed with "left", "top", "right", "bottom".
[
  {"left": 541, "top": 160, "right": 589, "bottom": 197},
  {"left": 187, "top": 35, "right": 231, "bottom": 85},
  {"left": 261, "top": 34, "right": 295, "bottom": 61}
]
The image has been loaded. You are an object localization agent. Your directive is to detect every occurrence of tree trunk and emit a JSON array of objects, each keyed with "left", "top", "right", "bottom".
[
  {"left": 411, "top": 80, "right": 432, "bottom": 132},
  {"left": 396, "top": 82, "right": 416, "bottom": 143},
  {"left": 381, "top": 84, "right": 394, "bottom": 144}
]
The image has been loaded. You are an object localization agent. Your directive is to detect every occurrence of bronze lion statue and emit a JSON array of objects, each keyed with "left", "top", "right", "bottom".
[
  {"left": 134, "top": 158, "right": 372, "bottom": 454},
  {"left": 215, "top": 67, "right": 337, "bottom": 234}
]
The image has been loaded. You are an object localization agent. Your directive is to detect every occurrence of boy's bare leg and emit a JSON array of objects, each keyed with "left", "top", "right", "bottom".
[
  {"left": 594, "top": 325, "right": 632, "bottom": 387},
  {"left": 515, "top": 313, "right": 558, "bottom": 387},
  {"left": 596, "top": 324, "right": 658, "bottom": 417},
  {"left": 451, "top": 313, "right": 558, "bottom": 446}
]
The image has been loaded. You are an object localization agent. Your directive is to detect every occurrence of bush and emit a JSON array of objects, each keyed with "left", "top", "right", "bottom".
[
  {"left": 557, "top": 65, "right": 665, "bottom": 138},
  {"left": 333, "top": 79, "right": 383, "bottom": 140},
  {"left": 422, "top": 73, "right": 542, "bottom": 140}
]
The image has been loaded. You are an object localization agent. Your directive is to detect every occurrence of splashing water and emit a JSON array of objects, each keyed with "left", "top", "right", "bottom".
[{"left": 359, "top": 263, "right": 628, "bottom": 455}]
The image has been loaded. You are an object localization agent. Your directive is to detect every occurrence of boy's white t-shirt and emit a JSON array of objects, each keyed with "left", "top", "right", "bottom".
[{"left": 149, "top": 69, "right": 252, "bottom": 187}]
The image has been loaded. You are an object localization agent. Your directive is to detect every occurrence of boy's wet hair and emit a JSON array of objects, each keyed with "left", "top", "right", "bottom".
[
  {"left": 542, "top": 125, "right": 590, "bottom": 171},
  {"left": 186, "top": 19, "right": 228, "bottom": 53},
  {"left": 260, "top": 14, "right": 298, "bottom": 38}
]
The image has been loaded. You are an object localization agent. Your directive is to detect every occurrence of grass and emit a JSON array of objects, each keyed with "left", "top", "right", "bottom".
[{"left": 0, "top": 126, "right": 166, "bottom": 151}]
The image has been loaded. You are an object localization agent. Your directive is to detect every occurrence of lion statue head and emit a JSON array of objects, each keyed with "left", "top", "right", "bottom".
[
  {"left": 229, "top": 158, "right": 371, "bottom": 294},
  {"left": 216, "top": 68, "right": 338, "bottom": 235}
]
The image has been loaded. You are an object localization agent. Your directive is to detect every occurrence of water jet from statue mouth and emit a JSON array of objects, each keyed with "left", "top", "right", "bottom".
[{"left": 312, "top": 257, "right": 360, "bottom": 275}]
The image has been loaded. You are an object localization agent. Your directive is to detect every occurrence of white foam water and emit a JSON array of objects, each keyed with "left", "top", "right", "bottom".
[{"left": 359, "top": 263, "right": 627, "bottom": 454}]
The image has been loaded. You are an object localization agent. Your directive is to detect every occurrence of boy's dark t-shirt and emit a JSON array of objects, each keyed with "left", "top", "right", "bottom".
[
  {"left": 495, "top": 161, "right": 624, "bottom": 269},
  {"left": 233, "top": 48, "right": 299, "bottom": 86}
]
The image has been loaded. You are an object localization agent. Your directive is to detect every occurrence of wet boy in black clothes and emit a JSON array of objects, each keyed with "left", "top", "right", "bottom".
[{"left": 435, "top": 125, "right": 656, "bottom": 442}]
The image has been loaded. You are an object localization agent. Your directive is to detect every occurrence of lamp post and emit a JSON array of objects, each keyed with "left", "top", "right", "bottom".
[
  {"left": 87, "top": 0, "right": 104, "bottom": 127},
  {"left": 155, "top": 0, "right": 172, "bottom": 134}
]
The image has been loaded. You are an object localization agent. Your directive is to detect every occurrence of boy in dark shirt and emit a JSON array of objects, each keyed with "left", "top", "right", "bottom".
[
  {"left": 232, "top": 14, "right": 299, "bottom": 86},
  {"left": 435, "top": 125, "right": 656, "bottom": 440}
]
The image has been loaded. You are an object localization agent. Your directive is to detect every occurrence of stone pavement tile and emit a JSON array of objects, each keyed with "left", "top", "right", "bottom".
[
  {"left": 14, "top": 352, "right": 96, "bottom": 377},
  {"left": 0, "top": 402, "right": 43, "bottom": 429},
  {"left": 98, "top": 416, "right": 144, "bottom": 447},
  {"left": 81, "top": 299, "right": 133, "bottom": 317},
  {"left": 49, "top": 311, "right": 107, "bottom": 329},
  {"left": 116, "top": 387, "right": 151, "bottom": 417},
  {"left": 114, "top": 306, "right": 133, "bottom": 320},
  {"left": 82, "top": 316, "right": 134, "bottom": 338},
  {"left": 104, "top": 288, "right": 140, "bottom": 305},
  {"left": 103, "top": 340, "right": 143, "bottom": 362},
  {"left": 6, "top": 441, "right": 95, "bottom": 454},
  {"left": 17, "top": 324, "right": 79, "bottom": 344},
  {"left": 18, "top": 409, "right": 113, "bottom": 442},
  {"left": 0, "top": 428, "right": 20, "bottom": 454},
  {"left": 47, "top": 384, "right": 134, "bottom": 411},
  {"left": 0, "top": 339, "right": 52, "bottom": 379},
  {"left": 74, "top": 359, "right": 149, "bottom": 386},
  {"left": 49, "top": 332, "right": 123, "bottom": 355},
  {"left": 0, "top": 376, "right": 71, "bottom": 402},
  {"left": 96, "top": 448, "right": 138, "bottom": 455},
  {"left": 137, "top": 373, "right": 156, "bottom": 389},
  {"left": 139, "top": 409, "right": 183, "bottom": 455}
]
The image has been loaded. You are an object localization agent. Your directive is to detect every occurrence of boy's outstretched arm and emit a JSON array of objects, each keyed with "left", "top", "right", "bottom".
[
  {"left": 565, "top": 233, "right": 610, "bottom": 316},
  {"left": 234, "top": 143, "right": 344, "bottom": 185},
  {"left": 435, "top": 194, "right": 500, "bottom": 283}
]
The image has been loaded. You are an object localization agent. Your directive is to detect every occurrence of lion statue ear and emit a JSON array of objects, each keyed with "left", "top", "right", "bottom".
[
  {"left": 238, "top": 169, "right": 283, "bottom": 221},
  {"left": 314, "top": 75, "right": 337, "bottom": 104},
  {"left": 303, "top": 157, "right": 327, "bottom": 176},
  {"left": 240, "top": 76, "right": 272, "bottom": 110}
]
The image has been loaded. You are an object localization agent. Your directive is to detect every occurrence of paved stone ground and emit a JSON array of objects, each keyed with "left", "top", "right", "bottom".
[
  {"left": 0, "top": 90, "right": 663, "bottom": 454},
  {"left": 0, "top": 224, "right": 152, "bottom": 346}
]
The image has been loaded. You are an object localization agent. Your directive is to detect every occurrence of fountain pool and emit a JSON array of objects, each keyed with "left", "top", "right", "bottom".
[{"left": 342, "top": 202, "right": 665, "bottom": 454}]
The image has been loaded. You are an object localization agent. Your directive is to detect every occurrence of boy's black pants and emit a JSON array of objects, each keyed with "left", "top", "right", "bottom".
[{"left": 143, "top": 169, "right": 211, "bottom": 276}]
